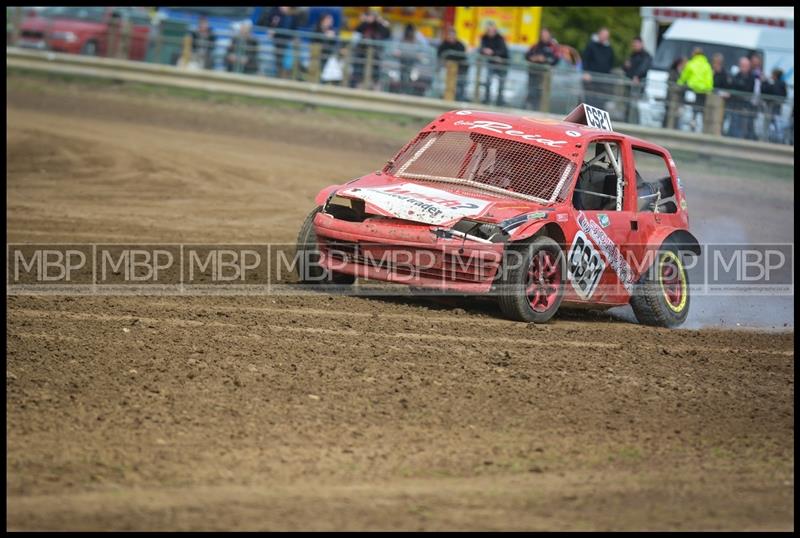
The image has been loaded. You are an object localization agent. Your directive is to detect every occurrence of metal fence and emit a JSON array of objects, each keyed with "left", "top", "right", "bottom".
[{"left": 8, "top": 16, "right": 794, "bottom": 146}]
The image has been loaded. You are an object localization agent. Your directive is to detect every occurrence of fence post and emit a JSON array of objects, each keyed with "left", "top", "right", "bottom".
[
  {"left": 118, "top": 18, "right": 131, "bottom": 59},
  {"left": 151, "top": 23, "right": 163, "bottom": 65},
  {"left": 9, "top": 6, "right": 23, "bottom": 46},
  {"left": 309, "top": 42, "right": 322, "bottom": 83},
  {"left": 703, "top": 92, "right": 725, "bottom": 136},
  {"left": 341, "top": 45, "right": 351, "bottom": 87},
  {"left": 444, "top": 60, "right": 458, "bottom": 101},
  {"left": 107, "top": 21, "right": 120, "bottom": 58},
  {"left": 179, "top": 34, "right": 192, "bottom": 68},
  {"left": 666, "top": 83, "right": 681, "bottom": 130},
  {"left": 540, "top": 66, "right": 552, "bottom": 113},
  {"left": 291, "top": 36, "right": 301, "bottom": 80},
  {"left": 472, "top": 59, "right": 483, "bottom": 104},
  {"left": 364, "top": 46, "right": 375, "bottom": 90}
]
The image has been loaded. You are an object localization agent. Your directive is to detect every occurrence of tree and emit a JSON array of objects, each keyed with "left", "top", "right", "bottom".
[{"left": 541, "top": 7, "right": 642, "bottom": 68}]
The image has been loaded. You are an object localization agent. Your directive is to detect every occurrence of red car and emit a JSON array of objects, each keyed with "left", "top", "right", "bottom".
[
  {"left": 297, "top": 104, "right": 701, "bottom": 326},
  {"left": 18, "top": 6, "right": 151, "bottom": 60}
]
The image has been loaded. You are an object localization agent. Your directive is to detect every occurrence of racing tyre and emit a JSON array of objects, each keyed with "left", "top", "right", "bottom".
[
  {"left": 295, "top": 206, "right": 355, "bottom": 285},
  {"left": 630, "top": 242, "right": 690, "bottom": 327},
  {"left": 497, "top": 236, "right": 565, "bottom": 323}
]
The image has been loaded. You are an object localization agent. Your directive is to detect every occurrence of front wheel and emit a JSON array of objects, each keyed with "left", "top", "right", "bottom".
[
  {"left": 295, "top": 206, "right": 355, "bottom": 285},
  {"left": 497, "top": 236, "right": 565, "bottom": 323},
  {"left": 630, "top": 243, "right": 690, "bottom": 327}
]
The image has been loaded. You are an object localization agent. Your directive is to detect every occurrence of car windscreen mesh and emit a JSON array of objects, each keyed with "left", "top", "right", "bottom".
[{"left": 384, "top": 131, "right": 576, "bottom": 204}]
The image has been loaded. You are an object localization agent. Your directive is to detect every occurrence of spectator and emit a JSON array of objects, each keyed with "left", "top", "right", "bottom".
[
  {"left": 225, "top": 21, "right": 259, "bottom": 74},
  {"left": 668, "top": 57, "right": 687, "bottom": 84},
  {"left": 762, "top": 68, "right": 788, "bottom": 142},
  {"left": 582, "top": 27, "right": 614, "bottom": 109},
  {"left": 763, "top": 68, "right": 788, "bottom": 99},
  {"left": 749, "top": 52, "right": 764, "bottom": 92},
  {"left": 437, "top": 26, "right": 469, "bottom": 102},
  {"left": 676, "top": 47, "right": 713, "bottom": 131},
  {"left": 663, "top": 56, "right": 687, "bottom": 128},
  {"left": 260, "top": 6, "right": 296, "bottom": 78},
  {"left": 711, "top": 53, "right": 733, "bottom": 133},
  {"left": 711, "top": 53, "right": 731, "bottom": 91},
  {"left": 677, "top": 47, "right": 713, "bottom": 102},
  {"left": 525, "top": 27, "right": 559, "bottom": 111},
  {"left": 190, "top": 16, "right": 216, "bottom": 70},
  {"left": 558, "top": 45, "right": 582, "bottom": 69},
  {"left": 622, "top": 36, "right": 651, "bottom": 122},
  {"left": 394, "top": 24, "right": 427, "bottom": 95},
  {"left": 622, "top": 36, "right": 651, "bottom": 84},
  {"left": 728, "top": 56, "right": 757, "bottom": 139},
  {"left": 312, "top": 12, "right": 338, "bottom": 68},
  {"left": 478, "top": 21, "right": 509, "bottom": 107},
  {"left": 350, "top": 10, "right": 391, "bottom": 90}
]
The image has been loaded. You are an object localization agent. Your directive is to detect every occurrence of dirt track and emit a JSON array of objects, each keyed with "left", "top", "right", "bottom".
[{"left": 6, "top": 74, "right": 795, "bottom": 530}]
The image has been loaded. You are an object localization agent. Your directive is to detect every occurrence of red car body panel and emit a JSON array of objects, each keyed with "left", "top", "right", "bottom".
[
  {"left": 19, "top": 8, "right": 151, "bottom": 61},
  {"left": 312, "top": 108, "right": 698, "bottom": 308}
]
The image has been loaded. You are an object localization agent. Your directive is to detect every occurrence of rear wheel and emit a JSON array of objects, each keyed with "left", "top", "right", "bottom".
[
  {"left": 497, "top": 236, "right": 565, "bottom": 323},
  {"left": 630, "top": 243, "right": 690, "bottom": 327},
  {"left": 295, "top": 206, "right": 355, "bottom": 285}
]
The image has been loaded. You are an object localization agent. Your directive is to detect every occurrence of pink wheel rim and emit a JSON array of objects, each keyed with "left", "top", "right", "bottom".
[
  {"left": 661, "top": 258, "right": 684, "bottom": 308},
  {"left": 526, "top": 250, "right": 561, "bottom": 313}
]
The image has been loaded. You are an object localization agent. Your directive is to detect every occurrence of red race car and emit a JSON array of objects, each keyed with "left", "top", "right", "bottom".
[{"left": 297, "top": 104, "right": 701, "bottom": 327}]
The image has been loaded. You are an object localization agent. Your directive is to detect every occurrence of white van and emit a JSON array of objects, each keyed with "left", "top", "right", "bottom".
[{"left": 639, "top": 18, "right": 794, "bottom": 127}]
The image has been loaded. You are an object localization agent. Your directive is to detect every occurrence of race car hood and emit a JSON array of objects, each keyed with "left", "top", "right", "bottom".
[{"left": 333, "top": 173, "right": 550, "bottom": 226}]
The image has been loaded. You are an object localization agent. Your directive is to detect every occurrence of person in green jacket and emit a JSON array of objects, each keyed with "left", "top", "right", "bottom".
[{"left": 676, "top": 47, "right": 714, "bottom": 130}]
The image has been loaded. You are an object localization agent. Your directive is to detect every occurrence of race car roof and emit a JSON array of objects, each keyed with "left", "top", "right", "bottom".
[
  {"left": 423, "top": 108, "right": 663, "bottom": 159},
  {"left": 423, "top": 109, "right": 612, "bottom": 159}
]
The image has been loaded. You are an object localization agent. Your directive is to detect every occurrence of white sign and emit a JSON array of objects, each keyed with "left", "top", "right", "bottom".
[
  {"left": 338, "top": 183, "right": 492, "bottom": 225},
  {"left": 583, "top": 104, "right": 613, "bottom": 131}
]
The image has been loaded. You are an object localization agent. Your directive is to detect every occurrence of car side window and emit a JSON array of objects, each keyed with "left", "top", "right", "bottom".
[
  {"left": 632, "top": 148, "right": 677, "bottom": 214},
  {"left": 572, "top": 141, "right": 624, "bottom": 211}
]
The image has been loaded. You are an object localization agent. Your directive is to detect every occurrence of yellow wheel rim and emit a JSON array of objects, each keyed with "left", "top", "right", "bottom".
[{"left": 658, "top": 251, "right": 687, "bottom": 313}]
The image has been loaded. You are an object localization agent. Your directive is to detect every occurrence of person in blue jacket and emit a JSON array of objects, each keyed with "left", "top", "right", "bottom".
[{"left": 258, "top": 6, "right": 296, "bottom": 78}]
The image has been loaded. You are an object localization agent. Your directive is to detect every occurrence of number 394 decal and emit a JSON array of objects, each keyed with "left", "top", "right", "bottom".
[{"left": 567, "top": 230, "right": 606, "bottom": 299}]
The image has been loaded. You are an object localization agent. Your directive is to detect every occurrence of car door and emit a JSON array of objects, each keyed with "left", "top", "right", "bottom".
[
  {"left": 627, "top": 145, "right": 685, "bottom": 267},
  {"left": 564, "top": 136, "right": 638, "bottom": 305}
]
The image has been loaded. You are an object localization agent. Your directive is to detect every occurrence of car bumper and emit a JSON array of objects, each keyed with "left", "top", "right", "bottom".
[
  {"left": 17, "top": 38, "right": 48, "bottom": 50},
  {"left": 313, "top": 213, "right": 505, "bottom": 293}
]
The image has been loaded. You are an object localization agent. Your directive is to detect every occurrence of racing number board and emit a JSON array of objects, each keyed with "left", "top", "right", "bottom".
[
  {"left": 582, "top": 104, "right": 613, "bottom": 131},
  {"left": 567, "top": 230, "right": 606, "bottom": 300}
]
